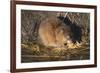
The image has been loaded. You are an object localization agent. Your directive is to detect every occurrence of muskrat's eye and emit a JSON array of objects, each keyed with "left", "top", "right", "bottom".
[{"left": 64, "top": 43, "right": 67, "bottom": 46}]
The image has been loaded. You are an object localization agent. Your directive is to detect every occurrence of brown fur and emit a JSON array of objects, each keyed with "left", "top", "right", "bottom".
[{"left": 38, "top": 17, "right": 72, "bottom": 47}]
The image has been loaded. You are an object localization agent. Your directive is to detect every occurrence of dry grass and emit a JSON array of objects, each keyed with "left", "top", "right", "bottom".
[{"left": 21, "top": 42, "right": 90, "bottom": 63}]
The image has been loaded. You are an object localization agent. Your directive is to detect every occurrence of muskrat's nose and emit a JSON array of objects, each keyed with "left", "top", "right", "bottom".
[{"left": 64, "top": 43, "right": 67, "bottom": 46}]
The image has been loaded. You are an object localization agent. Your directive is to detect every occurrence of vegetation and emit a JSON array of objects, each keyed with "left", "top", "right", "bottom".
[{"left": 21, "top": 10, "right": 90, "bottom": 63}]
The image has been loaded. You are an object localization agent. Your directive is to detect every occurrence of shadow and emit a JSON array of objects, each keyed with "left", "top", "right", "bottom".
[{"left": 58, "top": 16, "right": 82, "bottom": 43}]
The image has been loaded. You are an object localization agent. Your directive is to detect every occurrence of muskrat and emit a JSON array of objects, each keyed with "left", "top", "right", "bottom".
[{"left": 38, "top": 17, "right": 73, "bottom": 48}]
